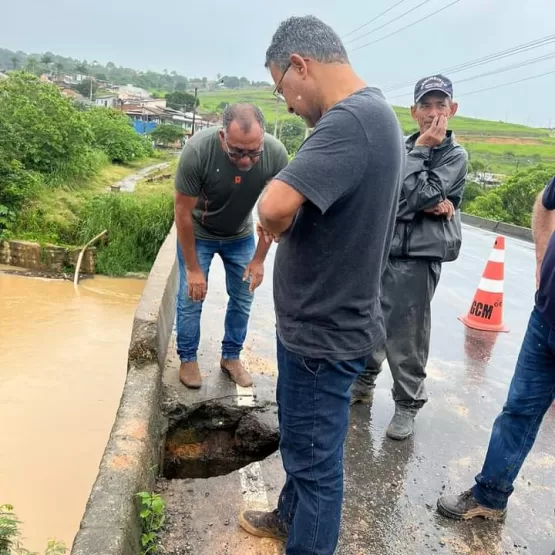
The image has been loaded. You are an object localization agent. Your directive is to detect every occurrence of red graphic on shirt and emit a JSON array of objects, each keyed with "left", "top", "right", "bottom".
[{"left": 234, "top": 176, "right": 242, "bottom": 184}]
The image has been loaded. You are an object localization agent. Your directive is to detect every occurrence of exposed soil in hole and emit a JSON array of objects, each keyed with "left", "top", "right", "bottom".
[{"left": 163, "top": 402, "right": 279, "bottom": 479}]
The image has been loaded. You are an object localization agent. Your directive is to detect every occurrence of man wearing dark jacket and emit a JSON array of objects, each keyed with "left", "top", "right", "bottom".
[{"left": 351, "top": 75, "right": 468, "bottom": 441}]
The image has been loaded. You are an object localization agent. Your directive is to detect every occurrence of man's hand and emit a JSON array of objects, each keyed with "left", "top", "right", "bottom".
[
  {"left": 187, "top": 268, "right": 207, "bottom": 302},
  {"left": 256, "top": 221, "right": 280, "bottom": 244},
  {"left": 243, "top": 258, "right": 264, "bottom": 293},
  {"left": 416, "top": 115, "right": 448, "bottom": 148},
  {"left": 423, "top": 199, "right": 455, "bottom": 220}
]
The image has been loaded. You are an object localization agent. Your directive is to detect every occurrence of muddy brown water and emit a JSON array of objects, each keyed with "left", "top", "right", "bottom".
[{"left": 0, "top": 269, "right": 145, "bottom": 552}]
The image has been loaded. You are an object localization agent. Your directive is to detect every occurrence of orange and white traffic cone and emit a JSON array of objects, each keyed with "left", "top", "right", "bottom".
[{"left": 458, "top": 236, "right": 509, "bottom": 333}]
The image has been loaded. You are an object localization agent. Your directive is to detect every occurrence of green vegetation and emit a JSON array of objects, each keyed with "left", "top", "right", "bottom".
[
  {"left": 0, "top": 70, "right": 173, "bottom": 275},
  {"left": 149, "top": 125, "right": 184, "bottom": 146},
  {"left": 137, "top": 492, "right": 166, "bottom": 555},
  {"left": 464, "top": 165, "right": 555, "bottom": 227},
  {"left": 0, "top": 47, "right": 270, "bottom": 95},
  {"left": 0, "top": 505, "right": 66, "bottom": 555}
]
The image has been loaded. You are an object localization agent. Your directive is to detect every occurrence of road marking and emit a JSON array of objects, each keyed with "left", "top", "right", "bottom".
[
  {"left": 239, "top": 462, "right": 270, "bottom": 507},
  {"left": 236, "top": 383, "right": 255, "bottom": 407}
]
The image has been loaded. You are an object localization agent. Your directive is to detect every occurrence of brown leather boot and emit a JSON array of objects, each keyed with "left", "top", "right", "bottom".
[
  {"left": 220, "top": 358, "right": 253, "bottom": 387},
  {"left": 179, "top": 361, "right": 202, "bottom": 389}
]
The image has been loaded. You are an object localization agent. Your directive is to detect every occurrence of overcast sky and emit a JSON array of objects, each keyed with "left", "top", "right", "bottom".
[{"left": 2, "top": 0, "right": 555, "bottom": 126}]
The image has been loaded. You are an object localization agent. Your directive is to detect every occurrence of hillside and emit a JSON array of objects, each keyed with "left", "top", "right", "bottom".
[{"left": 199, "top": 88, "right": 555, "bottom": 174}]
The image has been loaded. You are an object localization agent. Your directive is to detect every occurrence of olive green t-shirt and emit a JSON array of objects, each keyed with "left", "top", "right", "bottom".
[{"left": 175, "top": 126, "right": 289, "bottom": 240}]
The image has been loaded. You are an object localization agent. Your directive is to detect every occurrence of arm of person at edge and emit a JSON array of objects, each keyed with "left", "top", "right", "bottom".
[
  {"left": 258, "top": 108, "right": 367, "bottom": 241},
  {"left": 532, "top": 177, "right": 555, "bottom": 289},
  {"left": 242, "top": 144, "right": 290, "bottom": 293},
  {"left": 405, "top": 115, "right": 467, "bottom": 219},
  {"left": 174, "top": 145, "right": 207, "bottom": 303}
]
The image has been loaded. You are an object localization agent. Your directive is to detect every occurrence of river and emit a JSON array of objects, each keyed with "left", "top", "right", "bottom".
[{"left": 0, "top": 270, "right": 145, "bottom": 552}]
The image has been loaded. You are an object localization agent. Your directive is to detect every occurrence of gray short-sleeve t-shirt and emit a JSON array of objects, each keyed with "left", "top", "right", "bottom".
[
  {"left": 273, "top": 87, "right": 405, "bottom": 360},
  {"left": 175, "top": 126, "right": 289, "bottom": 240}
]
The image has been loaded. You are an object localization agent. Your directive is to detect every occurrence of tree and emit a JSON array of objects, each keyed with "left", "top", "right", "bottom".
[
  {"left": 25, "top": 57, "right": 38, "bottom": 74},
  {"left": 166, "top": 91, "right": 199, "bottom": 112},
  {"left": 279, "top": 119, "right": 306, "bottom": 155},
  {"left": 0, "top": 71, "right": 93, "bottom": 175},
  {"left": 83, "top": 107, "right": 153, "bottom": 163},
  {"left": 75, "top": 62, "right": 88, "bottom": 80},
  {"left": 54, "top": 61, "right": 64, "bottom": 80},
  {"left": 465, "top": 164, "right": 555, "bottom": 227},
  {"left": 10, "top": 56, "right": 17, "bottom": 70},
  {"left": 74, "top": 78, "right": 98, "bottom": 97},
  {"left": 150, "top": 124, "right": 184, "bottom": 145},
  {"left": 40, "top": 53, "right": 53, "bottom": 72}
]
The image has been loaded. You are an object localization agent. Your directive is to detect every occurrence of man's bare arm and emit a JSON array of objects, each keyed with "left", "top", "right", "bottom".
[
  {"left": 532, "top": 190, "right": 555, "bottom": 266},
  {"left": 258, "top": 179, "right": 306, "bottom": 236},
  {"left": 174, "top": 191, "right": 206, "bottom": 301}
]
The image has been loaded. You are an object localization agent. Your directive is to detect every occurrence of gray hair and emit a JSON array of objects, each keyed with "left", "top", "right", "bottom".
[
  {"left": 222, "top": 103, "right": 265, "bottom": 133},
  {"left": 265, "top": 15, "right": 349, "bottom": 72}
]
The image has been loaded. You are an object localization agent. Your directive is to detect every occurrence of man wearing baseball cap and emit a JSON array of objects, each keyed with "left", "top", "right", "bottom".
[{"left": 351, "top": 74, "right": 468, "bottom": 440}]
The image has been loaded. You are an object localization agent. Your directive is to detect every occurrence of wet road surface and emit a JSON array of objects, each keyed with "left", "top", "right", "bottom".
[{"left": 161, "top": 225, "right": 554, "bottom": 555}]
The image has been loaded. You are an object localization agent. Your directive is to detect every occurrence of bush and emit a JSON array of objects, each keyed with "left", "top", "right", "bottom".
[
  {"left": 78, "top": 193, "right": 174, "bottom": 275},
  {"left": 83, "top": 108, "right": 154, "bottom": 163},
  {"left": 466, "top": 164, "right": 555, "bottom": 227},
  {"left": 0, "top": 72, "right": 93, "bottom": 178},
  {"left": 0, "top": 159, "right": 43, "bottom": 237},
  {"left": 149, "top": 124, "right": 184, "bottom": 145}
]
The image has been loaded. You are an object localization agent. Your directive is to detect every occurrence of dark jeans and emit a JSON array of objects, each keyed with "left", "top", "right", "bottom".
[
  {"left": 276, "top": 336, "right": 366, "bottom": 555},
  {"left": 352, "top": 258, "right": 441, "bottom": 408},
  {"left": 473, "top": 308, "right": 555, "bottom": 510},
  {"left": 176, "top": 235, "right": 255, "bottom": 362}
]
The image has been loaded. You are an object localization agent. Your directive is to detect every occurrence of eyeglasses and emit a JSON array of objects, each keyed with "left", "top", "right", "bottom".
[
  {"left": 223, "top": 135, "right": 264, "bottom": 160},
  {"left": 273, "top": 63, "right": 291, "bottom": 103}
]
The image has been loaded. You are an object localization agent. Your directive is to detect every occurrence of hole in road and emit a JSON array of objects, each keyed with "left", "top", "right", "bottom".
[{"left": 162, "top": 402, "right": 279, "bottom": 479}]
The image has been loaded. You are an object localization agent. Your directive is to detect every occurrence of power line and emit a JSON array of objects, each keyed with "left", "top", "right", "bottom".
[
  {"left": 457, "top": 69, "right": 555, "bottom": 98},
  {"left": 345, "top": 0, "right": 435, "bottom": 45},
  {"left": 384, "top": 33, "right": 555, "bottom": 92},
  {"left": 342, "top": 0, "right": 411, "bottom": 40},
  {"left": 387, "top": 50, "right": 555, "bottom": 100},
  {"left": 350, "top": 0, "right": 461, "bottom": 53}
]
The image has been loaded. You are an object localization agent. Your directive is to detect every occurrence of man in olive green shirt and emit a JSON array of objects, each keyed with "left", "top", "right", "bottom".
[{"left": 174, "top": 103, "right": 289, "bottom": 389}]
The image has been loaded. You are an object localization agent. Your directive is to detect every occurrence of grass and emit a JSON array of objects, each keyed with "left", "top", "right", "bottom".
[
  {"left": 10, "top": 153, "right": 174, "bottom": 246},
  {"left": 199, "top": 88, "right": 554, "bottom": 174}
]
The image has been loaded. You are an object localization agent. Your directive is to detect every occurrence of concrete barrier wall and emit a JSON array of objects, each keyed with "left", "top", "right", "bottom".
[
  {"left": 71, "top": 225, "right": 178, "bottom": 555},
  {"left": 461, "top": 213, "right": 533, "bottom": 243}
]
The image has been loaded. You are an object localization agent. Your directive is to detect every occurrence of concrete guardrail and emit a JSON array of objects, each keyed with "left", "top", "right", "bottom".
[
  {"left": 461, "top": 213, "right": 533, "bottom": 243},
  {"left": 71, "top": 225, "right": 178, "bottom": 555}
]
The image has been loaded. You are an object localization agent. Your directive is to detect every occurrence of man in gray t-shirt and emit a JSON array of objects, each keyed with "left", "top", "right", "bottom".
[
  {"left": 237, "top": 16, "right": 404, "bottom": 555},
  {"left": 174, "top": 103, "right": 288, "bottom": 389}
]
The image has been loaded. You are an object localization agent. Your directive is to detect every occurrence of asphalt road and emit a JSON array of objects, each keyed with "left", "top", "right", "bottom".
[{"left": 161, "top": 224, "right": 555, "bottom": 555}]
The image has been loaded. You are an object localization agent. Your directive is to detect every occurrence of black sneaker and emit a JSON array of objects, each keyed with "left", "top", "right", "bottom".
[
  {"left": 238, "top": 509, "right": 287, "bottom": 542},
  {"left": 437, "top": 489, "right": 507, "bottom": 521}
]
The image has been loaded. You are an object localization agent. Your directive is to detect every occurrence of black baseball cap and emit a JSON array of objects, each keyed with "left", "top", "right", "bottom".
[{"left": 414, "top": 74, "right": 453, "bottom": 103}]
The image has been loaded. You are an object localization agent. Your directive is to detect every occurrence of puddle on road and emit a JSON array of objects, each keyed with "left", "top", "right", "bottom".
[{"left": 0, "top": 272, "right": 145, "bottom": 552}]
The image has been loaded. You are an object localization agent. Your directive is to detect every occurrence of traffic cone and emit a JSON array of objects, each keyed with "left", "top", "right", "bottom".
[{"left": 458, "top": 236, "right": 509, "bottom": 333}]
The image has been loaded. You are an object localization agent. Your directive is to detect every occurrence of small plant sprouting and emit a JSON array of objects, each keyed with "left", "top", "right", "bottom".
[{"left": 136, "top": 492, "right": 166, "bottom": 555}]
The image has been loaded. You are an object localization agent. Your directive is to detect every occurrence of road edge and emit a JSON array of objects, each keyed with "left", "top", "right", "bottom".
[
  {"left": 70, "top": 225, "right": 178, "bottom": 555},
  {"left": 461, "top": 212, "right": 532, "bottom": 243}
]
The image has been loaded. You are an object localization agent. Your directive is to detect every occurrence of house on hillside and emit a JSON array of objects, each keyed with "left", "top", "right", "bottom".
[
  {"left": 120, "top": 102, "right": 216, "bottom": 136},
  {"left": 115, "top": 84, "right": 151, "bottom": 101},
  {"left": 95, "top": 94, "right": 118, "bottom": 108}
]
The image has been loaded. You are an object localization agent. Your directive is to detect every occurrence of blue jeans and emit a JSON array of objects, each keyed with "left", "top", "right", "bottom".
[
  {"left": 176, "top": 235, "right": 255, "bottom": 362},
  {"left": 473, "top": 308, "right": 555, "bottom": 510},
  {"left": 276, "top": 336, "right": 367, "bottom": 555}
]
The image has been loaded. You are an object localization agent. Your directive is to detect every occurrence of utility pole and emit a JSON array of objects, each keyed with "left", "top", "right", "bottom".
[
  {"left": 191, "top": 87, "right": 198, "bottom": 136},
  {"left": 89, "top": 76, "right": 93, "bottom": 101}
]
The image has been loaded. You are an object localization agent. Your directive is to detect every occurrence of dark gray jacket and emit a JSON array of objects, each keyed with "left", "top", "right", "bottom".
[{"left": 389, "top": 130, "right": 468, "bottom": 262}]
